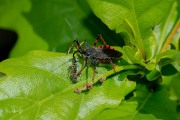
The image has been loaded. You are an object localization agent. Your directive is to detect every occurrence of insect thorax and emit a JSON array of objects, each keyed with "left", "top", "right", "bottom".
[{"left": 85, "top": 47, "right": 110, "bottom": 66}]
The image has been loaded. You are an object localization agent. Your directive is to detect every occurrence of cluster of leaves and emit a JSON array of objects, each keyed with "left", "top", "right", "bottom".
[{"left": 0, "top": 0, "right": 180, "bottom": 120}]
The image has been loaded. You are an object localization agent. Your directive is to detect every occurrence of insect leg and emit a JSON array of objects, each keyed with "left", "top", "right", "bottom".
[
  {"left": 67, "top": 38, "right": 82, "bottom": 54},
  {"left": 76, "top": 57, "right": 88, "bottom": 76},
  {"left": 92, "top": 67, "right": 96, "bottom": 82},
  {"left": 109, "top": 59, "right": 116, "bottom": 72},
  {"left": 94, "top": 34, "right": 107, "bottom": 46},
  {"left": 79, "top": 40, "right": 85, "bottom": 47},
  {"left": 84, "top": 40, "right": 89, "bottom": 49}
]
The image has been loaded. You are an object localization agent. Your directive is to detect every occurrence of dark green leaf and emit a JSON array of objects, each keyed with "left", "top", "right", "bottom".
[
  {"left": 158, "top": 58, "right": 173, "bottom": 67},
  {"left": 131, "top": 84, "right": 176, "bottom": 120},
  {"left": 0, "top": 0, "right": 48, "bottom": 57},
  {"left": 94, "top": 101, "right": 158, "bottom": 120},
  {"left": 161, "top": 64, "right": 178, "bottom": 76}
]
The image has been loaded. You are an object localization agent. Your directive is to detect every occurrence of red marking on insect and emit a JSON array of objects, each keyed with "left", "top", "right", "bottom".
[
  {"left": 100, "top": 45, "right": 116, "bottom": 53},
  {"left": 67, "top": 34, "right": 123, "bottom": 91},
  {"left": 74, "top": 88, "right": 81, "bottom": 93},
  {"left": 109, "top": 46, "right": 114, "bottom": 50},
  {"left": 86, "top": 83, "right": 93, "bottom": 90},
  {"left": 102, "top": 59, "right": 106, "bottom": 62}
]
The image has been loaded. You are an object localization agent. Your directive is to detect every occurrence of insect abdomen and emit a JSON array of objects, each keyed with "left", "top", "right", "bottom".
[{"left": 98, "top": 45, "right": 122, "bottom": 60}]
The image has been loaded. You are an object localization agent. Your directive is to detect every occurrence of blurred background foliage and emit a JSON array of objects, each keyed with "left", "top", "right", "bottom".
[{"left": 0, "top": 0, "right": 124, "bottom": 61}]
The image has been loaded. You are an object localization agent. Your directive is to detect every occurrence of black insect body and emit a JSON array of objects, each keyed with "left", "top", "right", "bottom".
[
  {"left": 88, "top": 45, "right": 122, "bottom": 66},
  {"left": 68, "top": 34, "right": 122, "bottom": 88}
]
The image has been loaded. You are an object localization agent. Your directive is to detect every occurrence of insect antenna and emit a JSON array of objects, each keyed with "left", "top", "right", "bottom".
[
  {"left": 65, "top": 17, "right": 78, "bottom": 40},
  {"left": 65, "top": 17, "right": 80, "bottom": 54},
  {"left": 50, "top": 59, "right": 71, "bottom": 73}
]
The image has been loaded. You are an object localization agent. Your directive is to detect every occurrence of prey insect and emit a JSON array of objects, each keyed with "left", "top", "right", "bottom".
[
  {"left": 67, "top": 34, "right": 122, "bottom": 92},
  {"left": 68, "top": 57, "right": 78, "bottom": 83}
]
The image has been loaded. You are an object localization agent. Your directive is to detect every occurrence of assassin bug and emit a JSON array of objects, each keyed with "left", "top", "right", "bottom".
[{"left": 67, "top": 34, "right": 123, "bottom": 90}]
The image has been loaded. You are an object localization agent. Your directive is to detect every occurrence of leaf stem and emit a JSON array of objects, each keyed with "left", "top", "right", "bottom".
[
  {"left": 161, "top": 19, "right": 180, "bottom": 53},
  {"left": 73, "top": 64, "right": 142, "bottom": 93}
]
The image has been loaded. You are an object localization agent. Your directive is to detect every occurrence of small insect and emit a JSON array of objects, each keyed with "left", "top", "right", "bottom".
[{"left": 67, "top": 34, "right": 123, "bottom": 91}]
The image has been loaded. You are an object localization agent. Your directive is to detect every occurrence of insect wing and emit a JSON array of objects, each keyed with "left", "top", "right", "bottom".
[{"left": 101, "top": 46, "right": 122, "bottom": 60}]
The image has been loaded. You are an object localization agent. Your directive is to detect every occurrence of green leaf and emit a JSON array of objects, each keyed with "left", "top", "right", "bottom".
[
  {"left": 87, "top": 0, "right": 176, "bottom": 60},
  {"left": 146, "top": 68, "right": 161, "bottom": 81},
  {"left": 0, "top": 50, "right": 136, "bottom": 120},
  {"left": 170, "top": 74, "right": 180, "bottom": 98},
  {"left": 0, "top": 72, "right": 6, "bottom": 78},
  {"left": 171, "top": 25, "right": 180, "bottom": 51},
  {"left": 154, "top": 2, "right": 178, "bottom": 54},
  {"left": 155, "top": 50, "right": 180, "bottom": 66},
  {"left": 146, "top": 50, "right": 180, "bottom": 81},
  {"left": 122, "top": 46, "right": 156, "bottom": 70},
  {"left": 123, "top": 46, "right": 137, "bottom": 64},
  {"left": 164, "top": 73, "right": 180, "bottom": 100}
]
